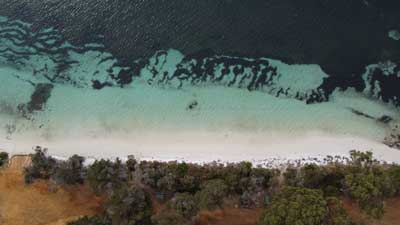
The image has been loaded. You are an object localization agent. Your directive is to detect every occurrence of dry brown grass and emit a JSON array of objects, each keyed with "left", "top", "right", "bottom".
[
  {"left": 0, "top": 156, "right": 103, "bottom": 225},
  {"left": 343, "top": 197, "right": 400, "bottom": 225},
  {"left": 193, "top": 208, "right": 262, "bottom": 225}
]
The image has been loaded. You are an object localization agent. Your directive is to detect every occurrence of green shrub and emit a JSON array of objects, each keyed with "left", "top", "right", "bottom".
[
  {"left": 24, "top": 147, "right": 57, "bottom": 184},
  {"left": 171, "top": 193, "right": 198, "bottom": 219},
  {"left": 261, "top": 189, "right": 352, "bottom": 225},
  {"left": 325, "top": 197, "right": 353, "bottom": 225},
  {"left": 388, "top": 165, "right": 400, "bottom": 195},
  {"left": 344, "top": 172, "right": 386, "bottom": 219},
  {"left": 152, "top": 210, "right": 184, "bottom": 225},
  {"left": 0, "top": 151, "right": 9, "bottom": 167},
  {"left": 24, "top": 148, "right": 86, "bottom": 186},
  {"left": 67, "top": 216, "right": 111, "bottom": 225},
  {"left": 86, "top": 158, "right": 127, "bottom": 194},
  {"left": 52, "top": 155, "right": 86, "bottom": 185},
  {"left": 283, "top": 167, "right": 299, "bottom": 186},
  {"left": 195, "top": 179, "right": 228, "bottom": 210},
  {"left": 260, "top": 187, "right": 329, "bottom": 225},
  {"left": 343, "top": 151, "right": 396, "bottom": 219},
  {"left": 105, "top": 185, "right": 152, "bottom": 225}
]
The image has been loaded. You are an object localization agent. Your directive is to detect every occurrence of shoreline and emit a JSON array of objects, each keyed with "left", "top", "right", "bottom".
[{"left": 2, "top": 130, "right": 400, "bottom": 167}]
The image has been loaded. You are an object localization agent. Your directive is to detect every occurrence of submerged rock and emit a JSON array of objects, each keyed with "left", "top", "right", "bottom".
[
  {"left": 378, "top": 115, "right": 393, "bottom": 124},
  {"left": 18, "top": 83, "right": 54, "bottom": 117},
  {"left": 186, "top": 100, "right": 199, "bottom": 111},
  {"left": 350, "top": 108, "right": 375, "bottom": 119},
  {"left": 384, "top": 122, "right": 400, "bottom": 150},
  {"left": 389, "top": 30, "right": 400, "bottom": 41}
]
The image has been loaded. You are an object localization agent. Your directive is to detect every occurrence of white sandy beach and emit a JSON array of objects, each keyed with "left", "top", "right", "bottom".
[{"left": 2, "top": 130, "right": 400, "bottom": 166}]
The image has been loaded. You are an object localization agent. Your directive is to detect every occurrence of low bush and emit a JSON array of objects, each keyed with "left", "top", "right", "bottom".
[
  {"left": 260, "top": 186, "right": 351, "bottom": 225},
  {"left": 0, "top": 151, "right": 9, "bottom": 167}
]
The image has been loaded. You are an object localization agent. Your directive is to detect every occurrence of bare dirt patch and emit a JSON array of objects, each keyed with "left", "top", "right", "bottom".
[
  {"left": 193, "top": 208, "right": 262, "bottom": 225},
  {"left": 0, "top": 156, "right": 103, "bottom": 225},
  {"left": 343, "top": 198, "right": 400, "bottom": 225}
]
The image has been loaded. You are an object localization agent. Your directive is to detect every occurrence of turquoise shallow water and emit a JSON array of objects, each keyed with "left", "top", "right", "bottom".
[{"left": 0, "top": 15, "right": 400, "bottom": 163}]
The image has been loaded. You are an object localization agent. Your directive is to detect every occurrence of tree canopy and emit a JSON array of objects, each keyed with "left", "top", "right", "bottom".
[
  {"left": 105, "top": 185, "right": 153, "bottom": 225},
  {"left": 0, "top": 151, "right": 9, "bottom": 167},
  {"left": 260, "top": 186, "right": 351, "bottom": 225}
]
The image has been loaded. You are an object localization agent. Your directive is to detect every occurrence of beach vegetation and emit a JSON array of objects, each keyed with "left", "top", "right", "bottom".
[
  {"left": 24, "top": 146, "right": 57, "bottom": 183},
  {"left": 24, "top": 147, "right": 86, "bottom": 186},
  {"left": 169, "top": 192, "right": 198, "bottom": 219},
  {"left": 342, "top": 151, "right": 395, "bottom": 219},
  {"left": 388, "top": 164, "right": 400, "bottom": 195},
  {"left": 67, "top": 216, "right": 111, "bottom": 225},
  {"left": 151, "top": 209, "right": 184, "bottom": 225},
  {"left": 0, "top": 151, "right": 9, "bottom": 167},
  {"left": 195, "top": 179, "right": 228, "bottom": 210},
  {"left": 105, "top": 184, "right": 153, "bottom": 225},
  {"left": 20, "top": 149, "right": 400, "bottom": 225},
  {"left": 86, "top": 158, "right": 128, "bottom": 194},
  {"left": 52, "top": 154, "right": 86, "bottom": 185},
  {"left": 259, "top": 186, "right": 351, "bottom": 225}
]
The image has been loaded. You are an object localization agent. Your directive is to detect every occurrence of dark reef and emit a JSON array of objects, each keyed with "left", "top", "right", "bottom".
[
  {"left": 18, "top": 83, "right": 54, "bottom": 116},
  {"left": 1, "top": 0, "right": 400, "bottom": 109},
  {"left": 1, "top": 0, "right": 399, "bottom": 77}
]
